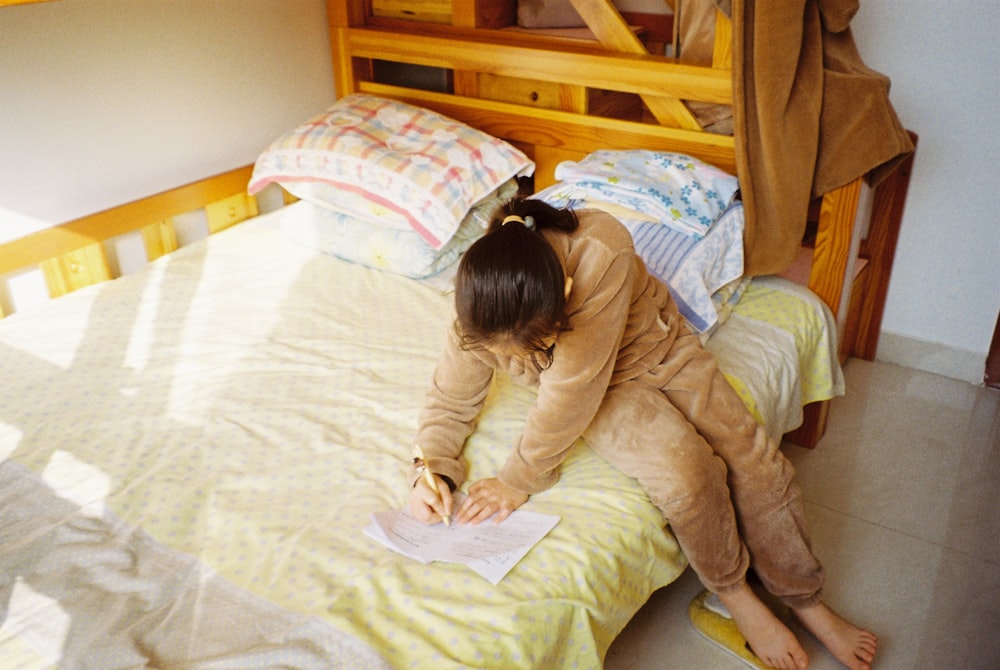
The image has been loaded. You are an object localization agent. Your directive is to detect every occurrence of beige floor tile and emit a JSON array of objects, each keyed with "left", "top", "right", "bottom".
[
  {"left": 788, "top": 360, "right": 1000, "bottom": 558},
  {"left": 606, "top": 360, "right": 1000, "bottom": 669}
]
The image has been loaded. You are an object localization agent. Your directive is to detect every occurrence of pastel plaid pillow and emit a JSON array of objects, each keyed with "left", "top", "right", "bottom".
[{"left": 249, "top": 94, "right": 533, "bottom": 249}]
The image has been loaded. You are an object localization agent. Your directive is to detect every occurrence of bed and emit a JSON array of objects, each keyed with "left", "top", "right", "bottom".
[{"left": 0, "top": 2, "right": 915, "bottom": 668}]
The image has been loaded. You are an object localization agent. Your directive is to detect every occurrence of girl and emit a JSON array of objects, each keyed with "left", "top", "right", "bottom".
[{"left": 408, "top": 197, "right": 877, "bottom": 670}]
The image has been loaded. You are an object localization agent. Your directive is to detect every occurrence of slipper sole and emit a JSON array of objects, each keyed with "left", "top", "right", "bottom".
[{"left": 688, "top": 589, "right": 776, "bottom": 670}]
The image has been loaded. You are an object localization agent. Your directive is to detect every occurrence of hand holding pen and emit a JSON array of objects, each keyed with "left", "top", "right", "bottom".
[{"left": 411, "top": 445, "right": 452, "bottom": 526}]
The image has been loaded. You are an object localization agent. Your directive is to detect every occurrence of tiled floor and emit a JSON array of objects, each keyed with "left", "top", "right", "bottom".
[{"left": 605, "top": 359, "right": 1000, "bottom": 669}]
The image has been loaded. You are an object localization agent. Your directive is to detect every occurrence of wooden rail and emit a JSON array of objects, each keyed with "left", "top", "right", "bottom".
[{"left": 0, "top": 165, "right": 256, "bottom": 314}]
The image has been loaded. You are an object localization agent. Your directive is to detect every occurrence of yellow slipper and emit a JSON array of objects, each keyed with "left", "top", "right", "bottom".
[{"left": 688, "top": 589, "right": 776, "bottom": 670}]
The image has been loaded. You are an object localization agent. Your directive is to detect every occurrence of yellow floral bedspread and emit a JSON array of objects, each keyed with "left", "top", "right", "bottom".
[{"left": 0, "top": 211, "right": 684, "bottom": 670}]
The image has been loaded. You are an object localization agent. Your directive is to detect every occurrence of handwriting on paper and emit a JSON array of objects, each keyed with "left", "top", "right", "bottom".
[{"left": 364, "top": 504, "right": 560, "bottom": 584}]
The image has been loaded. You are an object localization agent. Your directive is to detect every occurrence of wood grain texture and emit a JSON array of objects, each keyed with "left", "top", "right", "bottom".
[
  {"left": 39, "top": 243, "right": 112, "bottom": 299},
  {"left": 0, "top": 165, "right": 253, "bottom": 281},
  {"left": 340, "top": 27, "right": 732, "bottom": 104},
  {"left": 808, "top": 177, "right": 863, "bottom": 316},
  {"left": 354, "top": 81, "right": 737, "bottom": 177},
  {"left": 851, "top": 133, "right": 918, "bottom": 360}
]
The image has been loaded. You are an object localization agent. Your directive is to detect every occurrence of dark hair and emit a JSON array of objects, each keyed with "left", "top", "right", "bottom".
[{"left": 454, "top": 197, "right": 579, "bottom": 369}]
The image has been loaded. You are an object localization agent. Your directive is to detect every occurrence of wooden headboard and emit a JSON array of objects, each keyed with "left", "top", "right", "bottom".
[
  {"left": 326, "top": 1, "right": 913, "bottom": 344},
  {"left": 329, "top": 1, "right": 735, "bottom": 190}
]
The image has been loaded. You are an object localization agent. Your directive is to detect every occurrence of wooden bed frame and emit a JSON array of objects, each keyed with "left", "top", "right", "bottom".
[{"left": 0, "top": 0, "right": 915, "bottom": 449}]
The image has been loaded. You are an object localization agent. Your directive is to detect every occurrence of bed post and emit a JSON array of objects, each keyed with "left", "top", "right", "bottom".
[
  {"left": 783, "top": 178, "right": 863, "bottom": 449},
  {"left": 329, "top": 0, "right": 369, "bottom": 99},
  {"left": 849, "top": 132, "right": 918, "bottom": 360},
  {"left": 784, "top": 402, "right": 829, "bottom": 450},
  {"left": 808, "top": 177, "right": 864, "bottom": 324}
]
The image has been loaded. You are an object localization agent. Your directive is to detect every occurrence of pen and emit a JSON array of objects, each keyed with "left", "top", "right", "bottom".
[{"left": 413, "top": 445, "right": 451, "bottom": 527}]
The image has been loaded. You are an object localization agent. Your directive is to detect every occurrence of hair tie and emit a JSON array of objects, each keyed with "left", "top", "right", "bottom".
[{"left": 501, "top": 214, "right": 535, "bottom": 230}]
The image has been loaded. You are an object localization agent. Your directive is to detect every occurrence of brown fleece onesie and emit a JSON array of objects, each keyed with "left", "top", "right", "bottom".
[{"left": 414, "top": 209, "right": 823, "bottom": 606}]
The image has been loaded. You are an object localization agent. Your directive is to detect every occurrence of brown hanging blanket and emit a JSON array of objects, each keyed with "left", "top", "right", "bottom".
[{"left": 728, "top": 0, "right": 914, "bottom": 275}]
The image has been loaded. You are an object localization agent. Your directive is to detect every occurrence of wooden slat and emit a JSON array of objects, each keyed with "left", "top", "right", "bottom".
[
  {"left": 572, "top": 0, "right": 702, "bottom": 129},
  {"left": 205, "top": 193, "right": 259, "bottom": 234},
  {"left": 354, "top": 81, "right": 737, "bottom": 175},
  {"left": 331, "top": 26, "right": 355, "bottom": 99},
  {"left": 0, "top": 165, "right": 254, "bottom": 277},
  {"left": 39, "top": 243, "right": 112, "bottom": 299},
  {"left": 331, "top": 26, "right": 376, "bottom": 99},
  {"left": 559, "top": 83, "right": 589, "bottom": 113},
  {"left": 572, "top": 0, "right": 647, "bottom": 51},
  {"left": 341, "top": 27, "right": 732, "bottom": 105},
  {"left": 840, "top": 261, "right": 869, "bottom": 364},
  {"left": 451, "top": 0, "right": 474, "bottom": 26},
  {"left": 141, "top": 220, "right": 179, "bottom": 263},
  {"left": 476, "top": 73, "right": 588, "bottom": 113}
]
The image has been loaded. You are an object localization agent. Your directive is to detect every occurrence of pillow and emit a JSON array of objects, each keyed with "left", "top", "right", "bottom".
[
  {"left": 551, "top": 150, "right": 739, "bottom": 239},
  {"left": 517, "top": 0, "right": 587, "bottom": 28},
  {"left": 535, "top": 152, "right": 745, "bottom": 333},
  {"left": 622, "top": 201, "right": 746, "bottom": 333},
  {"left": 279, "top": 179, "right": 520, "bottom": 280},
  {"left": 249, "top": 94, "right": 534, "bottom": 250}
]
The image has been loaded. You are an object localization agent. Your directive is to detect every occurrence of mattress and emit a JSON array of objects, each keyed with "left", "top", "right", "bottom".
[
  {"left": 0, "top": 203, "right": 842, "bottom": 669},
  {"left": 710, "top": 275, "right": 845, "bottom": 441}
]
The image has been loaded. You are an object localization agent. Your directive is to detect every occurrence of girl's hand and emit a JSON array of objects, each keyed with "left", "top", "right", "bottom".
[
  {"left": 408, "top": 475, "right": 454, "bottom": 525},
  {"left": 456, "top": 478, "right": 529, "bottom": 525}
]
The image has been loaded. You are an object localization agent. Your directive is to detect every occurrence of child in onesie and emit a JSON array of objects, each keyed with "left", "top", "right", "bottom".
[{"left": 408, "top": 197, "right": 878, "bottom": 670}]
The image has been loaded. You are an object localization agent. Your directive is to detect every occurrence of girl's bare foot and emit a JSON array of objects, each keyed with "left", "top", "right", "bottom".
[
  {"left": 794, "top": 602, "right": 878, "bottom": 670},
  {"left": 718, "top": 584, "right": 809, "bottom": 670}
]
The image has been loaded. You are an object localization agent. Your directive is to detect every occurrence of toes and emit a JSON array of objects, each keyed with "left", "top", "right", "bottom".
[{"left": 764, "top": 651, "right": 809, "bottom": 670}]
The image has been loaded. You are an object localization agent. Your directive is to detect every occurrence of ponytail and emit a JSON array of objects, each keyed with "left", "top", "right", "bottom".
[
  {"left": 491, "top": 197, "right": 579, "bottom": 235},
  {"left": 454, "top": 197, "right": 576, "bottom": 365}
]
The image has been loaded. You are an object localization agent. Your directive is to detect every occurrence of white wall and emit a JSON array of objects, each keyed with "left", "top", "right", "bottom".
[
  {"left": 850, "top": 0, "right": 1000, "bottom": 383},
  {"left": 0, "top": 0, "right": 335, "bottom": 225}
]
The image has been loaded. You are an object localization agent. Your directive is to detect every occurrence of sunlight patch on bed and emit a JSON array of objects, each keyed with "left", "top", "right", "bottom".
[
  {"left": 0, "top": 580, "right": 70, "bottom": 667},
  {"left": 0, "top": 421, "right": 23, "bottom": 461},
  {"left": 42, "top": 450, "right": 111, "bottom": 518},
  {"left": 119, "top": 265, "right": 169, "bottom": 373}
]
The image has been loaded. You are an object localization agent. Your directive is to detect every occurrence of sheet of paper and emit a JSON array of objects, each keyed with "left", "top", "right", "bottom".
[{"left": 364, "top": 504, "right": 560, "bottom": 584}]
